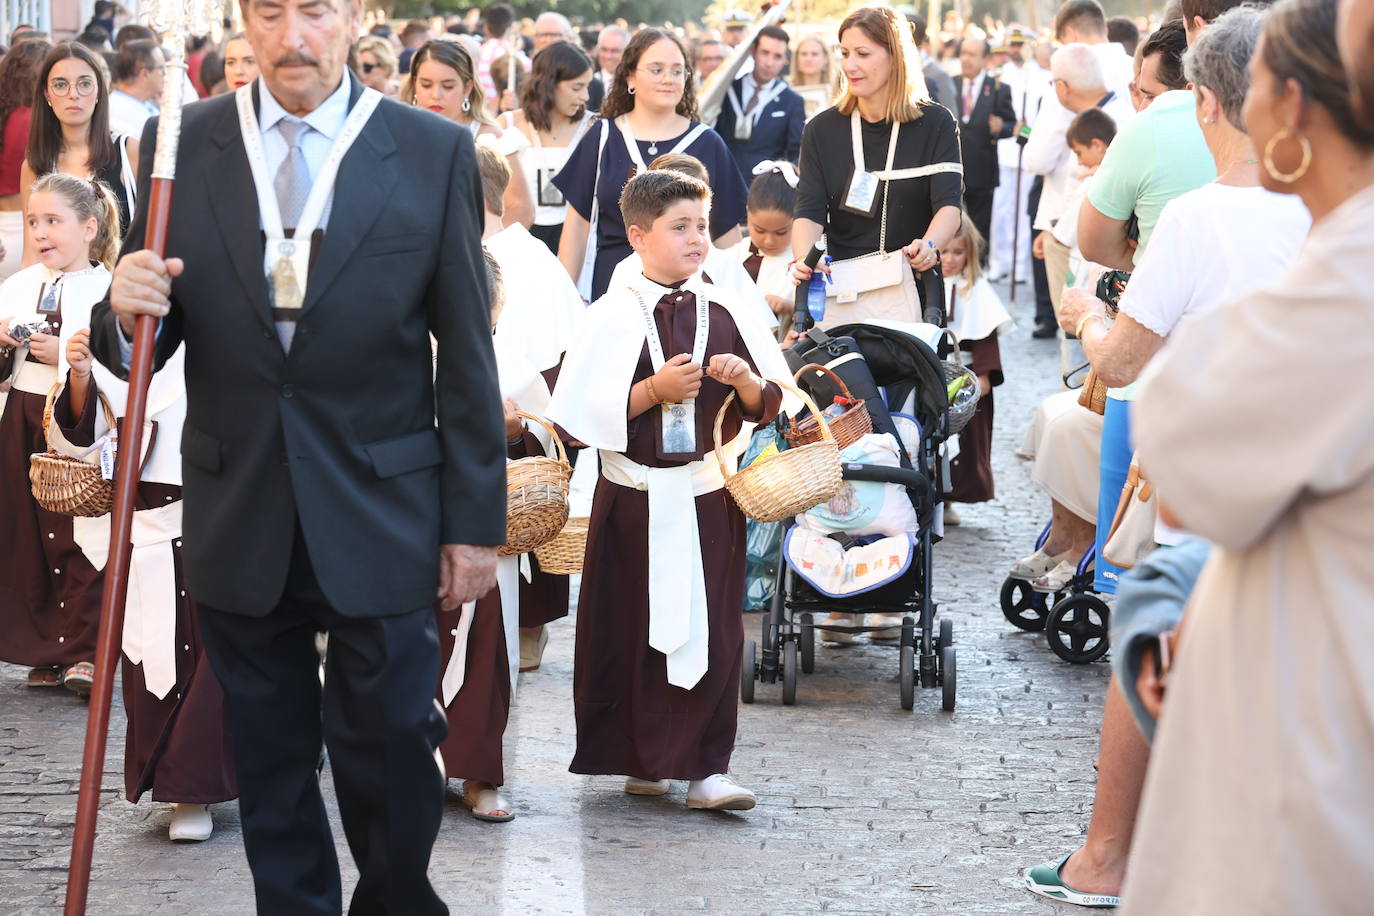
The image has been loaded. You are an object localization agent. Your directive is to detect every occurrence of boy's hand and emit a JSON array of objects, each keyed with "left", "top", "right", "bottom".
[
  {"left": 707, "top": 353, "right": 753, "bottom": 389},
  {"left": 27, "top": 330, "right": 58, "bottom": 365},
  {"left": 653, "top": 353, "right": 702, "bottom": 402},
  {"left": 502, "top": 397, "right": 522, "bottom": 441},
  {"left": 0, "top": 317, "right": 17, "bottom": 349},
  {"left": 67, "top": 329, "right": 94, "bottom": 377}
]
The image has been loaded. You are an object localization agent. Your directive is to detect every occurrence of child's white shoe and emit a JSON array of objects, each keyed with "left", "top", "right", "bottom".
[
  {"left": 686, "top": 774, "right": 756, "bottom": 811},
  {"left": 168, "top": 803, "right": 212, "bottom": 842},
  {"left": 624, "top": 776, "right": 671, "bottom": 796}
]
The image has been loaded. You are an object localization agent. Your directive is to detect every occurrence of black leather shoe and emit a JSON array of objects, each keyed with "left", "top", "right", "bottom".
[{"left": 1031, "top": 323, "right": 1058, "bottom": 339}]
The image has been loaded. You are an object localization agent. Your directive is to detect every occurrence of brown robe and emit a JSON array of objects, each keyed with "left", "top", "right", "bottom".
[
  {"left": 435, "top": 588, "right": 510, "bottom": 787},
  {"left": 0, "top": 381, "right": 103, "bottom": 668},
  {"left": 946, "top": 335, "right": 1003, "bottom": 504},
  {"left": 569, "top": 290, "right": 782, "bottom": 780},
  {"left": 56, "top": 383, "right": 237, "bottom": 803}
]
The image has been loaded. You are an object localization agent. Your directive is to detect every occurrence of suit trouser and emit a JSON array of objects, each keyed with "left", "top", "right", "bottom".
[
  {"left": 990, "top": 164, "right": 1031, "bottom": 279},
  {"left": 198, "top": 529, "right": 448, "bottom": 916},
  {"left": 963, "top": 188, "right": 995, "bottom": 265},
  {"left": 1028, "top": 176, "right": 1056, "bottom": 329}
]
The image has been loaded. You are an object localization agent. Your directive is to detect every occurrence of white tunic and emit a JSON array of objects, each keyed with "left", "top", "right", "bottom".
[{"left": 1123, "top": 185, "right": 1374, "bottom": 914}]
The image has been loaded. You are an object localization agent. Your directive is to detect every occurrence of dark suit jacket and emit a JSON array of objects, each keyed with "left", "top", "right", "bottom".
[
  {"left": 714, "top": 76, "right": 805, "bottom": 177},
  {"left": 954, "top": 72, "right": 1017, "bottom": 190},
  {"left": 587, "top": 75, "right": 605, "bottom": 111},
  {"left": 90, "top": 77, "right": 507, "bottom": 619}
]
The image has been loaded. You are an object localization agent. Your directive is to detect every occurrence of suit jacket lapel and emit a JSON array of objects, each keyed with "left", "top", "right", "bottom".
[
  {"left": 206, "top": 84, "right": 275, "bottom": 337},
  {"left": 301, "top": 92, "right": 398, "bottom": 314}
]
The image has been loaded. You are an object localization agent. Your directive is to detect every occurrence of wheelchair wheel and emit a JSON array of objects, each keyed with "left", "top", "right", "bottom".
[
  {"left": 939, "top": 617, "right": 953, "bottom": 649},
  {"left": 741, "top": 641, "right": 756, "bottom": 704},
  {"left": 1045, "top": 594, "right": 1111, "bottom": 664},
  {"left": 941, "top": 646, "right": 956, "bottom": 712},
  {"left": 899, "top": 645, "right": 915, "bottom": 711},
  {"left": 1001, "top": 576, "right": 1050, "bottom": 631},
  {"left": 782, "top": 641, "right": 798, "bottom": 706},
  {"left": 799, "top": 613, "right": 815, "bottom": 674}
]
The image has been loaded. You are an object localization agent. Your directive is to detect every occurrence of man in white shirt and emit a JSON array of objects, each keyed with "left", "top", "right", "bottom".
[
  {"left": 107, "top": 39, "right": 164, "bottom": 138},
  {"left": 1052, "top": 0, "right": 1134, "bottom": 99},
  {"left": 989, "top": 28, "right": 1045, "bottom": 283},
  {"left": 594, "top": 25, "right": 628, "bottom": 93}
]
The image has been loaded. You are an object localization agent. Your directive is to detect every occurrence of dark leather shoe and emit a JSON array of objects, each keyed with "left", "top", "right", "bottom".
[{"left": 1031, "top": 323, "right": 1058, "bottom": 339}]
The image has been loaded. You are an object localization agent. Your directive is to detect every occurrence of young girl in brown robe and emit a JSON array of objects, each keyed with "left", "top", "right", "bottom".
[
  {"left": 548, "top": 168, "right": 792, "bottom": 811},
  {"left": 941, "top": 217, "right": 1012, "bottom": 517}
]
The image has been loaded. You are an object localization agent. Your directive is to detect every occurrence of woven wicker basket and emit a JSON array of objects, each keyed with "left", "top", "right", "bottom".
[
  {"left": 785, "top": 363, "right": 872, "bottom": 450},
  {"left": 941, "top": 329, "right": 982, "bottom": 436},
  {"left": 501, "top": 410, "right": 572, "bottom": 556},
  {"left": 715, "top": 378, "right": 843, "bottom": 523},
  {"left": 29, "top": 383, "right": 118, "bottom": 518},
  {"left": 533, "top": 516, "right": 588, "bottom": 575}
]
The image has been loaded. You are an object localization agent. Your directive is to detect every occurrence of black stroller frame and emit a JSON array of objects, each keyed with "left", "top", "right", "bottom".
[{"left": 742, "top": 247, "right": 956, "bottom": 711}]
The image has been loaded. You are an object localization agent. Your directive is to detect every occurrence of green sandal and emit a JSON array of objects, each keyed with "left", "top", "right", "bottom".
[{"left": 1024, "top": 854, "right": 1121, "bottom": 908}]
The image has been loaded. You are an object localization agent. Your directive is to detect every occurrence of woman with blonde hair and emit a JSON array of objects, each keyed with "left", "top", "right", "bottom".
[
  {"left": 790, "top": 5, "right": 963, "bottom": 642},
  {"left": 791, "top": 33, "right": 835, "bottom": 119},
  {"left": 403, "top": 39, "right": 534, "bottom": 227},
  {"left": 354, "top": 35, "right": 398, "bottom": 97}
]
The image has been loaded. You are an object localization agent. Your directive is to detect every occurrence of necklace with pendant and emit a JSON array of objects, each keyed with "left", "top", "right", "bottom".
[{"left": 647, "top": 141, "right": 658, "bottom": 156}]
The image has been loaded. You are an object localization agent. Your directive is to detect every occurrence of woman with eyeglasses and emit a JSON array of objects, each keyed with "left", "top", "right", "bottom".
[
  {"left": 0, "top": 36, "right": 51, "bottom": 281},
  {"left": 20, "top": 41, "right": 138, "bottom": 266},
  {"left": 553, "top": 27, "right": 748, "bottom": 301},
  {"left": 402, "top": 39, "right": 534, "bottom": 228},
  {"left": 500, "top": 40, "right": 595, "bottom": 254},
  {"left": 354, "top": 35, "right": 399, "bottom": 98}
]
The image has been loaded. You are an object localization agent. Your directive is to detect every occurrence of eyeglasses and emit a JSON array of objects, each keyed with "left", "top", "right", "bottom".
[
  {"left": 48, "top": 77, "right": 98, "bottom": 97},
  {"left": 637, "top": 65, "right": 686, "bottom": 82}
]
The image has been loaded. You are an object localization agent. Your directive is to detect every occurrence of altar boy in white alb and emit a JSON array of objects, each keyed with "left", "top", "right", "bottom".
[{"left": 548, "top": 169, "right": 790, "bottom": 810}]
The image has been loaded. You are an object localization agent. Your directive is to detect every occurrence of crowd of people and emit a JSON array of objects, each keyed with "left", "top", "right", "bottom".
[{"left": 0, "top": 0, "right": 1371, "bottom": 911}]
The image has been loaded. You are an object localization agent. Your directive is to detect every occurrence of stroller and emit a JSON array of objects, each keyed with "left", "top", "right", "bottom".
[{"left": 742, "top": 254, "right": 957, "bottom": 711}]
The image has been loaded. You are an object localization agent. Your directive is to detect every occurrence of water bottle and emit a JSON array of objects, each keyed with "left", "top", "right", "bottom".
[
  {"left": 806, "top": 255, "right": 830, "bottom": 323},
  {"left": 821, "top": 396, "right": 851, "bottom": 420}
]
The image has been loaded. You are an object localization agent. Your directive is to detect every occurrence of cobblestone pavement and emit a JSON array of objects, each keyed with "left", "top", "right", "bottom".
[{"left": 0, "top": 280, "right": 1112, "bottom": 914}]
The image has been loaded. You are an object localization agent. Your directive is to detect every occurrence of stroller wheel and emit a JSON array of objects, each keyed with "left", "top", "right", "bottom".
[
  {"left": 899, "top": 645, "right": 915, "bottom": 711},
  {"left": 939, "top": 617, "right": 953, "bottom": 649},
  {"left": 799, "top": 613, "right": 815, "bottom": 674},
  {"left": 1045, "top": 594, "right": 1111, "bottom": 664},
  {"left": 941, "top": 646, "right": 956, "bottom": 712},
  {"left": 899, "top": 616, "right": 915, "bottom": 649},
  {"left": 782, "top": 641, "right": 798, "bottom": 706},
  {"left": 1001, "top": 576, "right": 1050, "bottom": 632},
  {"left": 741, "top": 641, "right": 756, "bottom": 704}
]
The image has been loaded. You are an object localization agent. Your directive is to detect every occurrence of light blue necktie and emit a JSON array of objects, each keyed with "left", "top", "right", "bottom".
[{"left": 274, "top": 117, "right": 311, "bottom": 230}]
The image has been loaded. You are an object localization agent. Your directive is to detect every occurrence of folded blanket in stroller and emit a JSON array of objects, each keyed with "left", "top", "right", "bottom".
[{"left": 784, "top": 527, "right": 914, "bottom": 598}]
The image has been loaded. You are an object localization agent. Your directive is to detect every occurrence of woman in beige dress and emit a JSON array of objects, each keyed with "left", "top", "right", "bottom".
[{"left": 1122, "top": 0, "right": 1374, "bottom": 911}]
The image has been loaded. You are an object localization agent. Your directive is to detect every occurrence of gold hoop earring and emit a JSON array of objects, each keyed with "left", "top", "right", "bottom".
[{"left": 1263, "top": 129, "right": 1312, "bottom": 183}]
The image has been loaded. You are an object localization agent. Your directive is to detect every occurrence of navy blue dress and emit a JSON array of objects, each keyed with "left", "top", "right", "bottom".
[{"left": 553, "top": 117, "right": 748, "bottom": 301}]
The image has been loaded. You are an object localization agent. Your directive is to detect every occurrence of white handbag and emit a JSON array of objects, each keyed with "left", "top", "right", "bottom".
[{"left": 1103, "top": 457, "right": 1158, "bottom": 570}]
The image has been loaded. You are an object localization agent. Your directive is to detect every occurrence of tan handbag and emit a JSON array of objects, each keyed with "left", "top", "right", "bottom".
[
  {"left": 1077, "top": 367, "right": 1108, "bottom": 415},
  {"left": 822, "top": 181, "right": 921, "bottom": 327},
  {"left": 1103, "top": 457, "right": 1157, "bottom": 570}
]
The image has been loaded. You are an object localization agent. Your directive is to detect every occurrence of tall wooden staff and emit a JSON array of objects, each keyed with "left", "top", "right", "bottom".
[{"left": 64, "top": 2, "right": 219, "bottom": 911}]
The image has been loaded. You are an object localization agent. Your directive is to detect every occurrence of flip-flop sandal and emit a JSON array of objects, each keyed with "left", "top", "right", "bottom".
[
  {"left": 26, "top": 666, "right": 63, "bottom": 688},
  {"left": 1024, "top": 854, "right": 1121, "bottom": 907},
  {"left": 62, "top": 661, "right": 96, "bottom": 697},
  {"left": 460, "top": 782, "right": 515, "bottom": 823}
]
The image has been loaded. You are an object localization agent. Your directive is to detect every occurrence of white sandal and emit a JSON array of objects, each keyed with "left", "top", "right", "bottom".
[
  {"left": 460, "top": 780, "right": 515, "bottom": 823},
  {"left": 168, "top": 803, "right": 213, "bottom": 842},
  {"left": 624, "top": 776, "right": 671, "bottom": 796},
  {"left": 1010, "top": 549, "right": 1072, "bottom": 581},
  {"left": 1033, "top": 559, "right": 1082, "bottom": 593},
  {"left": 686, "top": 774, "right": 756, "bottom": 811}
]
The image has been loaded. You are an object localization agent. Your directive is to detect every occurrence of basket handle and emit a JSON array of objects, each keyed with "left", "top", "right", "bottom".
[
  {"left": 42, "top": 382, "right": 118, "bottom": 456},
  {"left": 512, "top": 409, "right": 569, "bottom": 466},
  {"left": 940, "top": 328, "right": 966, "bottom": 370},
  {"left": 713, "top": 377, "right": 832, "bottom": 471},
  {"left": 791, "top": 362, "right": 855, "bottom": 403}
]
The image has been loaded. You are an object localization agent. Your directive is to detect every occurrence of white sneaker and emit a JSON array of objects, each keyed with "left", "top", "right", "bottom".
[
  {"left": 686, "top": 774, "right": 757, "bottom": 811},
  {"left": 867, "top": 614, "right": 905, "bottom": 642},
  {"left": 168, "top": 803, "right": 212, "bottom": 842},
  {"left": 624, "top": 776, "right": 671, "bottom": 796}
]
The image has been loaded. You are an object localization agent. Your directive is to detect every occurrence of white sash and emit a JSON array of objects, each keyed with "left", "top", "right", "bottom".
[
  {"left": 235, "top": 81, "right": 382, "bottom": 302},
  {"left": 850, "top": 109, "right": 963, "bottom": 181},
  {"left": 577, "top": 119, "right": 610, "bottom": 301},
  {"left": 615, "top": 116, "right": 710, "bottom": 170},
  {"left": 598, "top": 449, "right": 724, "bottom": 689},
  {"left": 726, "top": 78, "right": 786, "bottom": 141},
  {"left": 439, "top": 554, "right": 531, "bottom": 706}
]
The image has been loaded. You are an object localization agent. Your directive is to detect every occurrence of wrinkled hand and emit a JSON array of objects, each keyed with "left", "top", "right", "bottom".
[
  {"left": 0, "top": 317, "right": 17, "bottom": 349},
  {"left": 653, "top": 352, "right": 703, "bottom": 402},
  {"left": 1032, "top": 230, "right": 1047, "bottom": 260},
  {"left": 1059, "top": 287, "right": 1105, "bottom": 336},
  {"left": 903, "top": 238, "right": 939, "bottom": 273},
  {"left": 27, "top": 330, "right": 58, "bottom": 365},
  {"left": 502, "top": 397, "right": 522, "bottom": 441},
  {"left": 438, "top": 544, "right": 499, "bottom": 610},
  {"left": 67, "top": 329, "right": 93, "bottom": 376},
  {"left": 707, "top": 353, "right": 752, "bottom": 389},
  {"left": 111, "top": 250, "right": 184, "bottom": 336}
]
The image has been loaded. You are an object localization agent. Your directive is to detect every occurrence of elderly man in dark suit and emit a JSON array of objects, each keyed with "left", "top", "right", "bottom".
[
  {"left": 955, "top": 37, "right": 1017, "bottom": 262},
  {"left": 713, "top": 25, "right": 805, "bottom": 177},
  {"left": 90, "top": 0, "right": 505, "bottom": 911}
]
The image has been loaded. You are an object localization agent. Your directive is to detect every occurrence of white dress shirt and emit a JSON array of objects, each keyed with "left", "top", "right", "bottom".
[
  {"left": 108, "top": 88, "right": 158, "bottom": 138},
  {"left": 255, "top": 75, "right": 352, "bottom": 228}
]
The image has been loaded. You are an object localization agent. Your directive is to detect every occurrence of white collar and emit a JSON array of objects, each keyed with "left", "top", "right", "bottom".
[
  {"left": 256, "top": 75, "right": 352, "bottom": 141},
  {"left": 622, "top": 270, "right": 696, "bottom": 302}
]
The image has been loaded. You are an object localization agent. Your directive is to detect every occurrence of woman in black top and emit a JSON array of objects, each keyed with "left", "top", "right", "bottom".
[
  {"left": 791, "top": 6, "right": 963, "bottom": 284},
  {"left": 21, "top": 41, "right": 137, "bottom": 265}
]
